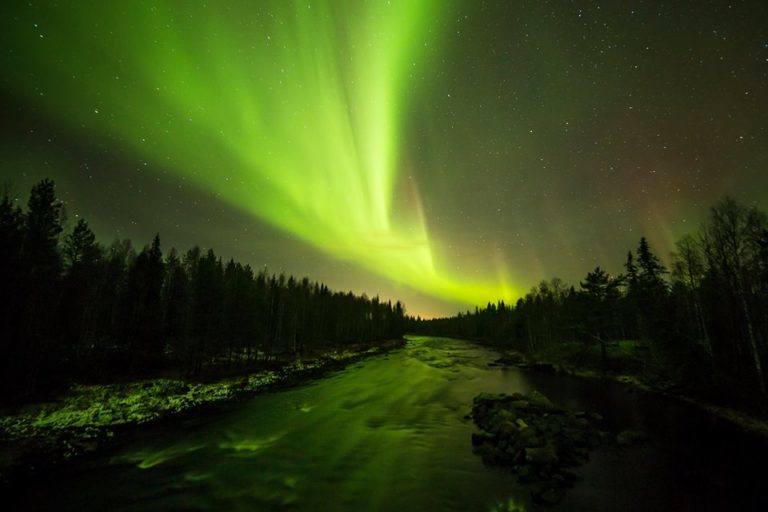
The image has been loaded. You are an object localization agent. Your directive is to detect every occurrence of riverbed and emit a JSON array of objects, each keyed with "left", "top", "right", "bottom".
[{"left": 7, "top": 336, "right": 767, "bottom": 511}]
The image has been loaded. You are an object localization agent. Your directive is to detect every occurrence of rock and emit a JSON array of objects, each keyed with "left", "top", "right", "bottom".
[
  {"left": 517, "top": 427, "right": 541, "bottom": 447},
  {"left": 471, "top": 431, "right": 494, "bottom": 446},
  {"left": 486, "top": 408, "right": 516, "bottom": 433},
  {"left": 572, "top": 417, "right": 589, "bottom": 429},
  {"left": 568, "top": 430, "right": 588, "bottom": 448},
  {"left": 473, "top": 443, "right": 500, "bottom": 463},
  {"left": 528, "top": 391, "right": 555, "bottom": 410},
  {"left": 516, "top": 463, "right": 535, "bottom": 481},
  {"left": 534, "top": 486, "right": 565, "bottom": 505},
  {"left": 498, "top": 421, "right": 519, "bottom": 438},
  {"left": 473, "top": 392, "right": 498, "bottom": 404},
  {"left": 80, "top": 440, "right": 98, "bottom": 453},
  {"left": 616, "top": 429, "right": 649, "bottom": 446},
  {"left": 473, "top": 392, "right": 509, "bottom": 408},
  {"left": 525, "top": 444, "right": 559, "bottom": 467},
  {"left": 510, "top": 400, "right": 529, "bottom": 410},
  {"left": 471, "top": 390, "right": 607, "bottom": 504}
]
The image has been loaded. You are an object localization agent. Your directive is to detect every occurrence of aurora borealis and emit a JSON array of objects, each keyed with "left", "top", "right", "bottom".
[{"left": 2, "top": 1, "right": 767, "bottom": 316}]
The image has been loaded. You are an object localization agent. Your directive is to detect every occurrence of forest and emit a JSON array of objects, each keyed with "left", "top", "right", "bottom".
[
  {"left": 413, "top": 197, "right": 768, "bottom": 411},
  {"left": 0, "top": 179, "right": 406, "bottom": 404}
]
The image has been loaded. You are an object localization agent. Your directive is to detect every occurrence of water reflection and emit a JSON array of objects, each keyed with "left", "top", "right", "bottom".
[{"left": 9, "top": 336, "right": 768, "bottom": 511}]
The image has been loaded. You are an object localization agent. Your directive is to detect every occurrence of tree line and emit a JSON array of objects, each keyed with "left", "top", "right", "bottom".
[
  {"left": 1, "top": 179, "right": 406, "bottom": 403},
  {"left": 413, "top": 197, "right": 768, "bottom": 409}
]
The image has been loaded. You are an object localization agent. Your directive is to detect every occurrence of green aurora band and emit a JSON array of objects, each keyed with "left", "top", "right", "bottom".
[{"left": 1, "top": 0, "right": 517, "bottom": 305}]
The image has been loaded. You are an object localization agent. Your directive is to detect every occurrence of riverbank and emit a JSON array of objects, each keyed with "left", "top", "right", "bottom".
[
  {"left": 486, "top": 342, "right": 768, "bottom": 441},
  {"left": 0, "top": 339, "right": 405, "bottom": 484},
  {"left": 7, "top": 335, "right": 768, "bottom": 511}
]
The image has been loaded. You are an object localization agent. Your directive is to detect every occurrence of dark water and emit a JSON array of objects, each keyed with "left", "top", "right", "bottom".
[{"left": 9, "top": 336, "right": 768, "bottom": 511}]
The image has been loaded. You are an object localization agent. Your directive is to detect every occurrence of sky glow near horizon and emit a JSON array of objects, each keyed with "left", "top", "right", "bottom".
[
  {"left": 2, "top": 0, "right": 767, "bottom": 316},
  {"left": 1, "top": 0, "right": 518, "bottom": 307}
]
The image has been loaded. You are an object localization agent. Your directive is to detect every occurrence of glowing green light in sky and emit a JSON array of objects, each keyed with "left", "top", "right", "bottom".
[{"left": 1, "top": 0, "right": 517, "bottom": 305}]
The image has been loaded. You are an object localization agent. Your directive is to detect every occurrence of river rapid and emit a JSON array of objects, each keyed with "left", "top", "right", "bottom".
[{"left": 9, "top": 336, "right": 767, "bottom": 511}]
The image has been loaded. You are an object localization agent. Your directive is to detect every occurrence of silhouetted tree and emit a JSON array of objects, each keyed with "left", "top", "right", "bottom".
[
  {"left": 579, "top": 267, "right": 622, "bottom": 372},
  {"left": 21, "top": 179, "right": 64, "bottom": 397},
  {"left": 415, "top": 199, "right": 768, "bottom": 410},
  {"left": 0, "top": 179, "right": 408, "bottom": 404},
  {"left": 163, "top": 248, "right": 189, "bottom": 363},
  {"left": 123, "top": 234, "right": 165, "bottom": 370},
  {"left": 0, "top": 188, "right": 26, "bottom": 399},
  {"left": 60, "top": 219, "right": 102, "bottom": 367},
  {"left": 701, "top": 198, "right": 767, "bottom": 397}
]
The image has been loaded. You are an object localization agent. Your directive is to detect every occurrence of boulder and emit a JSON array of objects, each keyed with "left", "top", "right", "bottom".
[
  {"left": 617, "top": 429, "right": 649, "bottom": 446},
  {"left": 486, "top": 408, "right": 516, "bottom": 433},
  {"left": 528, "top": 390, "right": 555, "bottom": 410},
  {"left": 525, "top": 444, "right": 559, "bottom": 467},
  {"left": 516, "top": 463, "right": 535, "bottom": 481},
  {"left": 497, "top": 420, "right": 519, "bottom": 439},
  {"left": 534, "top": 486, "right": 565, "bottom": 505},
  {"left": 517, "top": 427, "right": 541, "bottom": 447},
  {"left": 572, "top": 417, "right": 589, "bottom": 429},
  {"left": 510, "top": 400, "right": 529, "bottom": 410},
  {"left": 473, "top": 392, "right": 507, "bottom": 407},
  {"left": 471, "top": 390, "right": 606, "bottom": 504},
  {"left": 471, "top": 431, "right": 494, "bottom": 446}
]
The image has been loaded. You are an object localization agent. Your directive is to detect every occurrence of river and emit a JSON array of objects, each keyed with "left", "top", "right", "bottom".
[{"left": 9, "top": 336, "right": 768, "bottom": 511}]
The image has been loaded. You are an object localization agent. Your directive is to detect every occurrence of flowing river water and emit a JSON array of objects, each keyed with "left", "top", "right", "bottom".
[{"left": 10, "top": 336, "right": 768, "bottom": 511}]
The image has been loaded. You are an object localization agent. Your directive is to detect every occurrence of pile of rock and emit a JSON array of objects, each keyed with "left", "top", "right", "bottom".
[
  {"left": 488, "top": 352, "right": 558, "bottom": 374},
  {"left": 470, "top": 391, "right": 606, "bottom": 505}
]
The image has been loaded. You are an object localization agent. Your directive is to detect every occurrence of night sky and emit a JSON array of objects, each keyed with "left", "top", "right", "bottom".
[{"left": 2, "top": 1, "right": 767, "bottom": 317}]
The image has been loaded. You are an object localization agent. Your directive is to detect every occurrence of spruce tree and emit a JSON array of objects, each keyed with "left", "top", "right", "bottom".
[
  {"left": 21, "top": 179, "right": 64, "bottom": 396},
  {"left": 0, "top": 189, "right": 26, "bottom": 399}
]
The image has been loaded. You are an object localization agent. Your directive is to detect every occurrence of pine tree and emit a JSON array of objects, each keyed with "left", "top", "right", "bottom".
[
  {"left": 637, "top": 237, "right": 667, "bottom": 289},
  {"left": 21, "top": 179, "right": 64, "bottom": 396},
  {"left": 0, "top": 188, "right": 26, "bottom": 399},
  {"left": 634, "top": 237, "right": 669, "bottom": 344},
  {"left": 60, "top": 219, "right": 102, "bottom": 365},
  {"left": 163, "top": 248, "right": 189, "bottom": 363},
  {"left": 123, "top": 234, "right": 165, "bottom": 370},
  {"left": 23, "top": 179, "right": 63, "bottom": 279},
  {"left": 2, "top": 179, "right": 412, "bottom": 402},
  {"left": 579, "top": 267, "right": 621, "bottom": 372}
]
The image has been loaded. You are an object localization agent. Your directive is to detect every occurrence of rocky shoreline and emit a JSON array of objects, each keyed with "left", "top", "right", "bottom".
[
  {"left": 0, "top": 339, "right": 405, "bottom": 485},
  {"left": 488, "top": 348, "right": 768, "bottom": 442},
  {"left": 470, "top": 390, "right": 647, "bottom": 506}
]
